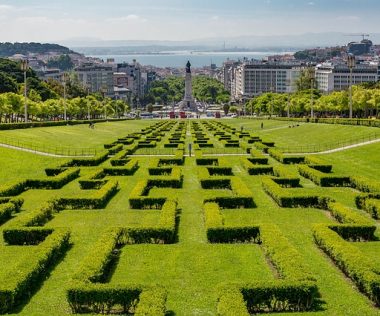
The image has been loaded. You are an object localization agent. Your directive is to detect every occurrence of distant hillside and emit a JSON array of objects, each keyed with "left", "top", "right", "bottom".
[{"left": 0, "top": 42, "right": 73, "bottom": 57}]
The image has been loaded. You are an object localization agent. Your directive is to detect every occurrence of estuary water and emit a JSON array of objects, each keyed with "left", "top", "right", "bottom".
[{"left": 88, "top": 51, "right": 293, "bottom": 68}]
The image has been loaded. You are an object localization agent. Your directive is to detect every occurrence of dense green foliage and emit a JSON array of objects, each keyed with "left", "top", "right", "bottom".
[
  {"left": 0, "top": 42, "right": 72, "bottom": 57},
  {"left": 246, "top": 83, "right": 380, "bottom": 117},
  {"left": 46, "top": 54, "right": 74, "bottom": 71},
  {"left": 147, "top": 76, "right": 229, "bottom": 105}
]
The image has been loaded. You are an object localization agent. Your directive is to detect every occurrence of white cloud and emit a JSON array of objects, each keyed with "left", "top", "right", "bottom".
[
  {"left": 210, "top": 15, "right": 219, "bottom": 21},
  {"left": 106, "top": 15, "right": 147, "bottom": 23}
]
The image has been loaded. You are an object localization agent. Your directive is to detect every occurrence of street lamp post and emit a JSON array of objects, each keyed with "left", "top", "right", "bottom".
[
  {"left": 101, "top": 88, "right": 107, "bottom": 119},
  {"left": 347, "top": 54, "right": 356, "bottom": 119},
  {"left": 310, "top": 73, "right": 315, "bottom": 119},
  {"left": 63, "top": 72, "right": 68, "bottom": 121},
  {"left": 20, "top": 60, "right": 29, "bottom": 123}
]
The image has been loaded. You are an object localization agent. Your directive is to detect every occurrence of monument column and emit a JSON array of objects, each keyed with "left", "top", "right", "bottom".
[{"left": 181, "top": 61, "right": 196, "bottom": 111}]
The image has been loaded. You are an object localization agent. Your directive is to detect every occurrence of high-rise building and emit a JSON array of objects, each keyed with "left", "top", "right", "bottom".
[
  {"left": 315, "top": 62, "right": 379, "bottom": 93},
  {"left": 233, "top": 61, "right": 303, "bottom": 101},
  {"left": 75, "top": 63, "right": 114, "bottom": 95}
]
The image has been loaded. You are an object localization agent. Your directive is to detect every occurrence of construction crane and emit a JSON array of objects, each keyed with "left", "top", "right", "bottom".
[{"left": 344, "top": 33, "right": 370, "bottom": 41}]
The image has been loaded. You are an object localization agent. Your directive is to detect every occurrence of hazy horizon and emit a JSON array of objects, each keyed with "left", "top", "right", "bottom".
[{"left": 0, "top": 0, "right": 379, "bottom": 44}]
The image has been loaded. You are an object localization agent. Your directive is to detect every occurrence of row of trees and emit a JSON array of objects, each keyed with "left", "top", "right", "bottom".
[
  {"left": 245, "top": 85, "right": 380, "bottom": 117},
  {"left": 0, "top": 58, "right": 130, "bottom": 122},
  {"left": 0, "top": 92, "right": 129, "bottom": 123}
]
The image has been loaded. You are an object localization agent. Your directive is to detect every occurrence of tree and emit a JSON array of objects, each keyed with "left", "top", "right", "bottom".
[
  {"left": 146, "top": 104, "right": 154, "bottom": 113},
  {"left": 47, "top": 54, "right": 74, "bottom": 71},
  {"left": 223, "top": 104, "right": 230, "bottom": 115},
  {"left": 296, "top": 68, "right": 315, "bottom": 91},
  {"left": 0, "top": 72, "right": 18, "bottom": 93}
]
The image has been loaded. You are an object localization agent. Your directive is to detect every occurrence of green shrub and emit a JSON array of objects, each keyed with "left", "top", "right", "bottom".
[
  {"left": 313, "top": 224, "right": 380, "bottom": 305},
  {"left": 262, "top": 177, "right": 330, "bottom": 208},
  {"left": 64, "top": 152, "right": 109, "bottom": 167},
  {"left": 298, "top": 165, "right": 350, "bottom": 187},
  {"left": 327, "top": 201, "right": 373, "bottom": 226},
  {"left": 355, "top": 193, "right": 380, "bottom": 210},
  {"left": 103, "top": 159, "right": 139, "bottom": 176},
  {"left": 59, "top": 180, "right": 119, "bottom": 210},
  {"left": 3, "top": 227, "right": 54, "bottom": 245},
  {"left": 260, "top": 223, "right": 315, "bottom": 281},
  {"left": 363, "top": 199, "right": 380, "bottom": 219},
  {"left": 268, "top": 148, "right": 305, "bottom": 164},
  {"left": 305, "top": 156, "right": 332, "bottom": 173},
  {"left": 217, "top": 286, "right": 249, "bottom": 316},
  {"left": 0, "top": 203, "right": 17, "bottom": 225},
  {"left": 0, "top": 229, "right": 70, "bottom": 313},
  {"left": 242, "top": 281, "right": 318, "bottom": 314},
  {"left": 350, "top": 175, "right": 380, "bottom": 193}
]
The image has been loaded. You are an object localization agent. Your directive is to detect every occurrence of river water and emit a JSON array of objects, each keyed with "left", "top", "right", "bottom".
[{"left": 88, "top": 51, "right": 293, "bottom": 68}]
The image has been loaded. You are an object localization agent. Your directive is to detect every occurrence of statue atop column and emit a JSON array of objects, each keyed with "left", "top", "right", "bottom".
[
  {"left": 186, "top": 61, "right": 191, "bottom": 73},
  {"left": 180, "top": 61, "right": 196, "bottom": 111}
]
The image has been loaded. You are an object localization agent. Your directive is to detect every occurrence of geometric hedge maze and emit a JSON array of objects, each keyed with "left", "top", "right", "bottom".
[{"left": 0, "top": 119, "right": 379, "bottom": 314}]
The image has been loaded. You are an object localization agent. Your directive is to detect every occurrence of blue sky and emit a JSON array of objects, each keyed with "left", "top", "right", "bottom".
[{"left": 0, "top": 0, "right": 379, "bottom": 42}]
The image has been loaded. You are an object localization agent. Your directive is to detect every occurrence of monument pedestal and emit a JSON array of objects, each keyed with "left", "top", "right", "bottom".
[{"left": 180, "top": 61, "right": 197, "bottom": 112}]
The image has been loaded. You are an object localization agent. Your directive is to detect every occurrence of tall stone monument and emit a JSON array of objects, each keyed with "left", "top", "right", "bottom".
[{"left": 181, "top": 61, "right": 196, "bottom": 111}]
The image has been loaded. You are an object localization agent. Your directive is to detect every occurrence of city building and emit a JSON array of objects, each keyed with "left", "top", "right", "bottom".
[
  {"left": 221, "top": 60, "right": 240, "bottom": 97},
  {"left": 315, "top": 62, "right": 379, "bottom": 93},
  {"left": 75, "top": 63, "right": 114, "bottom": 95},
  {"left": 233, "top": 61, "right": 304, "bottom": 101},
  {"left": 347, "top": 40, "right": 373, "bottom": 56}
]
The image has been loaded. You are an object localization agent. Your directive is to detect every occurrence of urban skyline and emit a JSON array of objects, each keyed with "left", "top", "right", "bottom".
[{"left": 0, "top": 0, "right": 379, "bottom": 43}]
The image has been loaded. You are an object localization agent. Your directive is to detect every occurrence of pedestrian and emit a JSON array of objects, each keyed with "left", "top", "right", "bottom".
[{"left": 261, "top": 122, "right": 264, "bottom": 129}]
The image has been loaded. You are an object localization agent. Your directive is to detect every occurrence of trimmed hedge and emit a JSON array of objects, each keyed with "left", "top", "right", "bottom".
[
  {"left": 327, "top": 201, "right": 373, "bottom": 226},
  {"left": 242, "top": 159, "right": 273, "bottom": 175},
  {"left": 362, "top": 198, "right": 380, "bottom": 219},
  {"left": 103, "top": 159, "right": 139, "bottom": 176},
  {"left": 262, "top": 177, "right": 330, "bottom": 208},
  {"left": 0, "top": 229, "right": 70, "bottom": 313},
  {"left": 3, "top": 227, "right": 54, "bottom": 245},
  {"left": 298, "top": 165, "right": 350, "bottom": 187},
  {"left": 125, "top": 200, "right": 177, "bottom": 244},
  {"left": 204, "top": 203, "right": 259, "bottom": 243},
  {"left": 268, "top": 148, "right": 305, "bottom": 164},
  {"left": 0, "top": 118, "right": 130, "bottom": 131},
  {"left": 64, "top": 152, "right": 109, "bottom": 167},
  {"left": 58, "top": 180, "right": 119, "bottom": 209},
  {"left": 67, "top": 227, "right": 168, "bottom": 314},
  {"left": 350, "top": 175, "right": 380, "bottom": 193},
  {"left": 313, "top": 224, "right": 380, "bottom": 305},
  {"left": 0, "top": 198, "right": 23, "bottom": 225},
  {"left": 260, "top": 223, "right": 315, "bottom": 281},
  {"left": 304, "top": 156, "right": 332, "bottom": 173},
  {"left": 129, "top": 180, "right": 166, "bottom": 210},
  {"left": 273, "top": 117, "right": 380, "bottom": 128}
]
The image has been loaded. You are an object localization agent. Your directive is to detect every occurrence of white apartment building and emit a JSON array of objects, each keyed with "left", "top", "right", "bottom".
[
  {"left": 315, "top": 62, "right": 379, "bottom": 93},
  {"left": 233, "top": 62, "right": 302, "bottom": 101}
]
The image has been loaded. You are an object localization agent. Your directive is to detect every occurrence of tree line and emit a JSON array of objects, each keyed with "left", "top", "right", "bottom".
[
  {"left": 246, "top": 84, "right": 380, "bottom": 118},
  {"left": 0, "top": 58, "right": 129, "bottom": 123}
]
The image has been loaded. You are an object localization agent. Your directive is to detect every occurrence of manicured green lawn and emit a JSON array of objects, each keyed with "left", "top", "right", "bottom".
[
  {"left": 0, "top": 120, "right": 379, "bottom": 315},
  {"left": 0, "top": 120, "right": 154, "bottom": 152},
  {"left": 228, "top": 119, "right": 379, "bottom": 151}
]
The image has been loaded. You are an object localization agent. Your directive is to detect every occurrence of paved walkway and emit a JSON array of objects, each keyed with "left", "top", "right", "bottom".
[
  {"left": 1, "top": 137, "right": 379, "bottom": 158},
  {"left": 284, "top": 138, "right": 380, "bottom": 155},
  {"left": 0, "top": 143, "right": 91, "bottom": 158}
]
